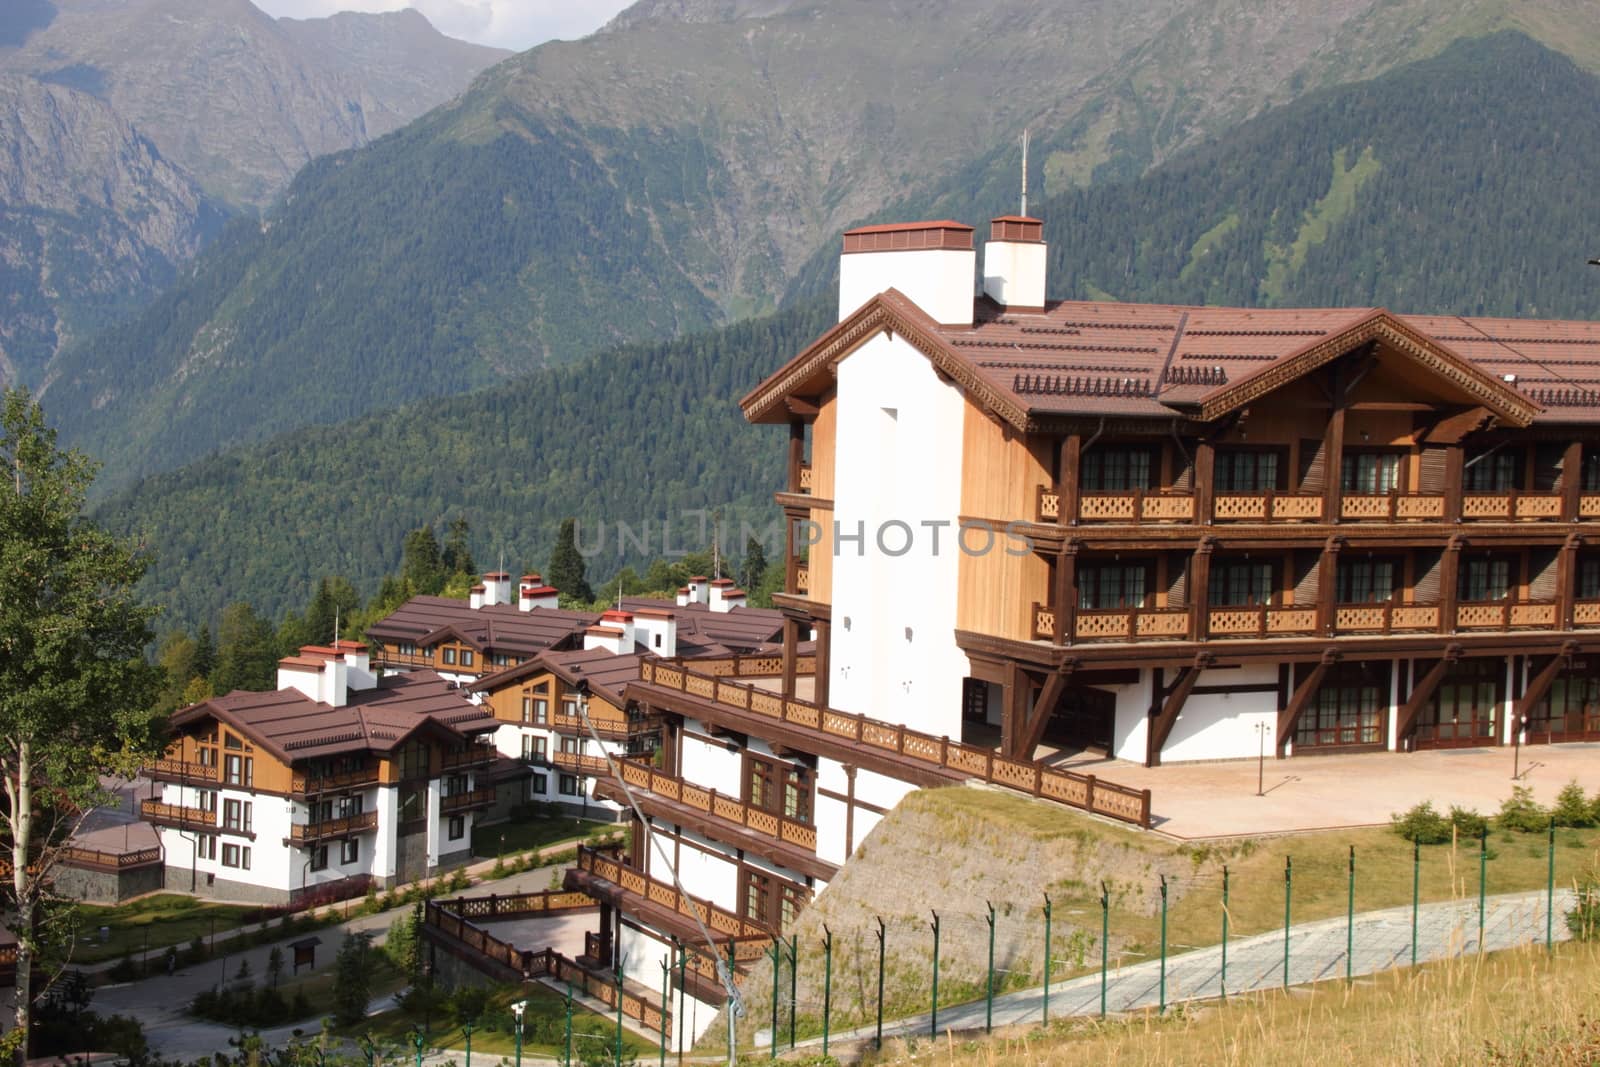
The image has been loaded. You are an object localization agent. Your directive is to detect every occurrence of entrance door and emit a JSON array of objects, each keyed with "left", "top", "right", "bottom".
[
  {"left": 1042, "top": 686, "right": 1116, "bottom": 752},
  {"left": 1295, "top": 663, "right": 1388, "bottom": 752},
  {"left": 1527, "top": 667, "right": 1600, "bottom": 744},
  {"left": 1416, "top": 659, "right": 1502, "bottom": 750}
]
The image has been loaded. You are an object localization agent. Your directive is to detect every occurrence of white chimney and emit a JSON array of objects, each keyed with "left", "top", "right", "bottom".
[
  {"left": 320, "top": 655, "right": 349, "bottom": 707},
  {"left": 276, "top": 659, "right": 321, "bottom": 702},
  {"left": 469, "top": 583, "right": 486, "bottom": 610},
  {"left": 708, "top": 579, "right": 745, "bottom": 613},
  {"left": 838, "top": 220, "right": 976, "bottom": 326},
  {"left": 332, "top": 640, "right": 376, "bottom": 691},
  {"left": 519, "top": 581, "right": 560, "bottom": 611},
  {"left": 632, "top": 609, "right": 677, "bottom": 657},
  {"left": 583, "top": 625, "right": 628, "bottom": 655},
  {"left": 675, "top": 586, "right": 691, "bottom": 607},
  {"left": 982, "top": 216, "right": 1047, "bottom": 312},
  {"left": 276, "top": 647, "right": 349, "bottom": 707},
  {"left": 482, "top": 572, "right": 512, "bottom": 607},
  {"left": 687, "top": 576, "right": 710, "bottom": 605}
]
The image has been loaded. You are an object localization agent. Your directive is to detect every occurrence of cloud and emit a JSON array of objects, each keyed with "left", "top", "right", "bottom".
[{"left": 254, "top": 0, "right": 634, "bottom": 50}]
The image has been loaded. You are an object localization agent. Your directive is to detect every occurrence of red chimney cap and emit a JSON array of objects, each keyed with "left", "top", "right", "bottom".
[
  {"left": 989, "top": 216, "right": 1044, "bottom": 243},
  {"left": 843, "top": 220, "right": 974, "bottom": 254},
  {"left": 710, "top": 578, "right": 735, "bottom": 587},
  {"left": 689, "top": 576, "right": 709, "bottom": 583},
  {"left": 484, "top": 571, "right": 510, "bottom": 580},
  {"left": 470, "top": 584, "right": 486, "bottom": 592},
  {"left": 633, "top": 608, "right": 675, "bottom": 619},
  {"left": 520, "top": 574, "right": 542, "bottom": 584},
  {"left": 600, "top": 610, "right": 635, "bottom": 623}
]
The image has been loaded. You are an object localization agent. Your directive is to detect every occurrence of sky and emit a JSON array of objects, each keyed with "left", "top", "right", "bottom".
[{"left": 254, "top": 0, "right": 636, "bottom": 51}]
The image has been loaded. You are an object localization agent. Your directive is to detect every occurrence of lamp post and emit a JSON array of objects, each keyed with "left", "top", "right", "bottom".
[
  {"left": 1512, "top": 712, "right": 1527, "bottom": 780},
  {"left": 409, "top": 1027, "right": 424, "bottom": 1067},
  {"left": 463, "top": 1021, "right": 474, "bottom": 1067},
  {"left": 512, "top": 999, "right": 527, "bottom": 1067},
  {"left": 1255, "top": 722, "right": 1271, "bottom": 796}
]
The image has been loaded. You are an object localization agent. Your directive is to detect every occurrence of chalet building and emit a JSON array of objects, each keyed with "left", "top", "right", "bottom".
[
  {"left": 146, "top": 644, "right": 499, "bottom": 904},
  {"left": 732, "top": 214, "right": 1600, "bottom": 766},
  {"left": 365, "top": 574, "right": 598, "bottom": 683}
]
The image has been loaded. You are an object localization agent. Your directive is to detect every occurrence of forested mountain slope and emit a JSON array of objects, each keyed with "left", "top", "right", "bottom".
[
  {"left": 97, "top": 32, "right": 1600, "bottom": 635},
  {"left": 47, "top": 0, "right": 1600, "bottom": 490}
]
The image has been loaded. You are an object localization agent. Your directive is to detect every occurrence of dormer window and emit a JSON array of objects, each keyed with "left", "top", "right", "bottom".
[{"left": 441, "top": 648, "right": 456, "bottom": 665}]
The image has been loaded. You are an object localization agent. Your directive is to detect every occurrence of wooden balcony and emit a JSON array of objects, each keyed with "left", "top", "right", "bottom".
[
  {"left": 60, "top": 845, "right": 163, "bottom": 873},
  {"left": 1575, "top": 599, "right": 1600, "bottom": 628},
  {"left": 1077, "top": 491, "right": 1196, "bottom": 524},
  {"left": 797, "top": 462, "right": 813, "bottom": 494},
  {"left": 1339, "top": 493, "right": 1446, "bottom": 521},
  {"left": 441, "top": 743, "right": 495, "bottom": 771},
  {"left": 370, "top": 648, "right": 439, "bottom": 671},
  {"left": 1332, "top": 603, "right": 1442, "bottom": 633},
  {"left": 795, "top": 563, "right": 810, "bottom": 596},
  {"left": 440, "top": 787, "right": 496, "bottom": 815},
  {"left": 1214, "top": 493, "right": 1324, "bottom": 523},
  {"left": 550, "top": 714, "right": 632, "bottom": 741},
  {"left": 551, "top": 750, "right": 609, "bottom": 776},
  {"left": 635, "top": 660, "right": 1152, "bottom": 827},
  {"left": 291, "top": 766, "right": 380, "bottom": 796},
  {"left": 572, "top": 845, "right": 775, "bottom": 943},
  {"left": 141, "top": 800, "right": 215, "bottom": 831},
  {"left": 1206, "top": 606, "right": 1318, "bottom": 638},
  {"left": 1462, "top": 491, "right": 1563, "bottom": 521},
  {"left": 287, "top": 811, "right": 378, "bottom": 843},
  {"left": 145, "top": 758, "right": 220, "bottom": 785},
  {"left": 1581, "top": 496, "right": 1600, "bottom": 519},
  {"left": 1456, "top": 599, "right": 1560, "bottom": 630}
]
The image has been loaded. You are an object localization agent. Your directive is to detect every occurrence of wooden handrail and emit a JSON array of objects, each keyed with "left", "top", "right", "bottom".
[
  {"left": 440, "top": 787, "right": 496, "bottom": 814},
  {"left": 291, "top": 766, "right": 380, "bottom": 794},
  {"left": 612, "top": 756, "right": 818, "bottom": 852},
  {"left": 575, "top": 845, "right": 776, "bottom": 940},
  {"left": 287, "top": 811, "right": 378, "bottom": 841}
]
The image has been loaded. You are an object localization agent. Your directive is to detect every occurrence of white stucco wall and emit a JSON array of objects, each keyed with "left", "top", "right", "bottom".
[
  {"left": 981, "top": 239, "right": 1046, "bottom": 309},
  {"left": 839, "top": 248, "right": 975, "bottom": 326},
  {"left": 615, "top": 923, "right": 723, "bottom": 1049},
  {"left": 1161, "top": 665, "right": 1281, "bottom": 763},
  {"left": 827, "top": 331, "right": 970, "bottom": 739}
]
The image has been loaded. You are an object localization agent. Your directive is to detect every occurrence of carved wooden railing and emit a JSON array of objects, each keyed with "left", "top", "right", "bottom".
[
  {"left": 677, "top": 653, "right": 816, "bottom": 679},
  {"left": 436, "top": 889, "right": 594, "bottom": 920},
  {"left": 60, "top": 846, "right": 163, "bottom": 872},
  {"left": 1581, "top": 496, "right": 1600, "bottom": 519},
  {"left": 1030, "top": 602, "right": 1056, "bottom": 641},
  {"left": 441, "top": 743, "right": 495, "bottom": 771},
  {"left": 1076, "top": 491, "right": 1195, "bottom": 524},
  {"left": 440, "top": 787, "right": 496, "bottom": 814},
  {"left": 551, "top": 751, "right": 609, "bottom": 776},
  {"left": 795, "top": 564, "right": 810, "bottom": 596},
  {"left": 145, "top": 758, "right": 220, "bottom": 784},
  {"left": 1461, "top": 492, "right": 1563, "bottom": 521},
  {"left": 612, "top": 757, "right": 818, "bottom": 852},
  {"left": 576, "top": 846, "right": 776, "bottom": 942},
  {"left": 635, "top": 661, "right": 1152, "bottom": 827},
  {"left": 1338, "top": 493, "right": 1447, "bottom": 521},
  {"left": 1456, "top": 599, "right": 1560, "bottom": 630},
  {"left": 550, "top": 714, "right": 632, "bottom": 740},
  {"left": 287, "top": 811, "right": 378, "bottom": 842},
  {"left": 1206, "top": 607, "right": 1318, "bottom": 637},
  {"left": 1333, "top": 603, "right": 1442, "bottom": 633},
  {"left": 797, "top": 463, "right": 813, "bottom": 494},
  {"left": 140, "top": 800, "right": 215, "bottom": 830},
  {"left": 1072, "top": 608, "right": 1189, "bottom": 641},
  {"left": 291, "top": 766, "right": 380, "bottom": 795},
  {"left": 1575, "top": 599, "right": 1600, "bottom": 628},
  {"left": 1036, "top": 485, "right": 1061, "bottom": 522},
  {"left": 1213, "top": 492, "right": 1324, "bottom": 522}
]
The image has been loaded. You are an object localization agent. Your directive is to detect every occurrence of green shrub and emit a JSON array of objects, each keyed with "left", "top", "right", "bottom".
[
  {"left": 1496, "top": 786, "right": 1551, "bottom": 833},
  {"left": 185, "top": 936, "right": 208, "bottom": 966},
  {"left": 1552, "top": 780, "right": 1596, "bottom": 828},
  {"left": 1391, "top": 801, "right": 1452, "bottom": 844},
  {"left": 107, "top": 955, "right": 141, "bottom": 983},
  {"left": 1567, "top": 884, "right": 1600, "bottom": 941},
  {"left": 1449, "top": 806, "right": 1489, "bottom": 840}
]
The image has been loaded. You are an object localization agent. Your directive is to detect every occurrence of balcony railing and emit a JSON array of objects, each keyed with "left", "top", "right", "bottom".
[
  {"left": 60, "top": 846, "right": 164, "bottom": 872},
  {"left": 1207, "top": 606, "right": 1318, "bottom": 637},
  {"left": 575, "top": 845, "right": 775, "bottom": 942},
  {"left": 440, "top": 787, "right": 496, "bottom": 814},
  {"left": 551, "top": 750, "right": 609, "bottom": 776},
  {"left": 1073, "top": 607, "right": 1189, "bottom": 641},
  {"left": 1077, "top": 491, "right": 1196, "bottom": 524},
  {"left": 370, "top": 648, "right": 439, "bottom": 670},
  {"left": 441, "top": 744, "right": 495, "bottom": 771},
  {"left": 685, "top": 653, "right": 815, "bottom": 678},
  {"left": 613, "top": 757, "right": 818, "bottom": 852},
  {"left": 797, "top": 462, "right": 813, "bottom": 494},
  {"left": 291, "top": 766, "right": 380, "bottom": 795},
  {"left": 1339, "top": 494, "right": 1446, "bottom": 521},
  {"left": 1575, "top": 599, "right": 1600, "bottom": 628},
  {"left": 795, "top": 564, "right": 810, "bottom": 596},
  {"left": 287, "top": 811, "right": 378, "bottom": 843},
  {"left": 141, "top": 800, "right": 215, "bottom": 831},
  {"left": 550, "top": 714, "right": 633, "bottom": 742},
  {"left": 1462, "top": 491, "right": 1563, "bottom": 521},
  {"left": 1456, "top": 599, "right": 1560, "bottom": 630},
  {"left": 145, "top": 758, "right": 220, "bottom": 785},
  {"left": 1214, "top": 492, "right": 1324, "bottom": 522},
  {"left": 1332, "top": 603, "right": 1442, "bottom": 633},
  {"left": 635, "top": 660, "right": 1152, "bottom": 827}
]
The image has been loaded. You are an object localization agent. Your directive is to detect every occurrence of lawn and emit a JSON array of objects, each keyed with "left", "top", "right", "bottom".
[
  {"left": 353, "top": 982, "right": 657, "bottom": 1060},
  {"left": 70, "top": 893, "right": 262, "bottom": 964},
  {"left": 863, "top": 940, "right": 1600, "bottom": 1066},
  {"left": 472, "top": 814, "right": 618, "bottom": 859}
]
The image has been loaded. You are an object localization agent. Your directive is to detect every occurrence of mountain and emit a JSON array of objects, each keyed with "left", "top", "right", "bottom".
[
  {"left": 45, "top": 0, "right": 1600, "bottom": 491},
  {"left": 0, "top": 0, "right": 508, "bottom": 387},
  {"left": 95, "top": 32, "right": 1600, "bottom": 635}
]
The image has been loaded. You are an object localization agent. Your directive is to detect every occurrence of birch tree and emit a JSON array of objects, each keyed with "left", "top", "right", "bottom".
[{"left": 0, "top": 388, "right": 162, "bottom": 1063}]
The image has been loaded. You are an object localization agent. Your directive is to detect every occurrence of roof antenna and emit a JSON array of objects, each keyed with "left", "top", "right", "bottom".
[
  {"left": 1020, "top": 128, "right": 1030, "bottom": 217},
  {"left": 333, "top": 607, "right": 339, "bottom": 646},
  {"left": 711, "top": 513, "right": 722, "bottom": 580},
  {"left": 617, "top": 577, "right": 623, "bottom": 611}
]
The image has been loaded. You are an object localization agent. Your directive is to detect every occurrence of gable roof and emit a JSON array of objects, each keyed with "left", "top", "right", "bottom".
[
  {"left": 469, "top": 647, "right": 646, "bottom": 708},
  {"left": 742, "top": 293, "right": 1585, "bottom": 430},
  {"left": 366, "top": 596, "right": 601, "bottom": 657}
]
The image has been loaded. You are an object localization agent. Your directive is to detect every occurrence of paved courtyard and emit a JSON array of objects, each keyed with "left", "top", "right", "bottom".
[{"left": 1045, "top": 742, "right": 1600, "bottom": 838}]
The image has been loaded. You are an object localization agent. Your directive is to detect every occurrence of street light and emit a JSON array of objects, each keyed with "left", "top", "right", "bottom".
[
  {"left": 1254, "top": 721, "right": 1272, "bottom": 796},
  {"left": 512, "top": 999, "right": 527, "bottom": 1067},
  {"left": 1513, "top": 712, "right": 1529, "bottom": 780}
]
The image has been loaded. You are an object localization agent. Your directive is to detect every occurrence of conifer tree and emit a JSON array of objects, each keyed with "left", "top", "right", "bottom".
[{"left": 548, "top": 518, "right": 593, "bottom": 602}]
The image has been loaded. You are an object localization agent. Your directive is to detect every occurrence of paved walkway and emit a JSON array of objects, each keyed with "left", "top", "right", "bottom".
[{"left": 769, "top": 887, "right": 1578, "bottom": 1051}]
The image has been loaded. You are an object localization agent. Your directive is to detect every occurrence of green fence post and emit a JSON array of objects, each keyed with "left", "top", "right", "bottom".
[
  {"left": 564, "top": 982, "right": 573, "bottom": 1067},
  {"left": 464, "top": 1023, "right": 473, "bottom": 1067},
  {"left": 929, "top": 910, "right": 940, "bottom": 1037},
  {"left": 1099, "top": 880, "right": 1109, "bottom": 1019},
  {"left": 660, "top": 958, "right": 669, "bottom": 1067},
  {"left": 788, "top": 935, "right": 799, "bottom": 1052},
  {"left": 985, "top": 901, "right": 997, "bottom": 1033},
  {"left": 821, "top": 926, "right": 833, "bottom": 1060},
  {"left": 1346, "top": 845, "right": 1356, "bottom": 984},
  {"left": 1411, "top": 838, "right": 1420, "bottom": 967},
  {"left": 875, "top": 917, "right": 887, "bottom": 1050},
  {"left": 1221, "top": 865, "right": 1229, "bottom": 1001},
  {"left": 1479, "top": 825, "right": 1488, "bottom": 952},
  {"left": 1548, "top": 818, "right": 1557, "bottom": 953},
  {"left": 676, "top": 943, "right": 686, "bottom": 1066},
  {"left": 616, "top": 957, "right": 625, "bottom": 1067},
  {"left": 1283, "top": 855, "right": 1293, "bottom": 989},
  {"left": 768, "top": 942, "right": 780, "bottom": 1061},
  {"left": 1042, "top": 893, "right": 1052, "bottom": 1026},
  {"left": 1158, "top": 875, "right": 1168, "bottom": 1015}
]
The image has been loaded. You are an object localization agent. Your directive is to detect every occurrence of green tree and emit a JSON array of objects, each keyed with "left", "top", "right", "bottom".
[
  {"left": 401, "top": 527, "right": 446, "bottom": 595},
  {"left": 738, "top": 535, "right": 768, "bottom": 595},
  {"left": 548, "top": 518, "right": 593, "bottom": 602},
  {"left": 211, "top": 602, "right": 277, "bottom": 694},
  {"left": 304, "top": 576, "right": 361, "bottom": 646},
  {"left": 192, "top": 624, "right": 216, "bottom": 680},
  {"left": 0, "top": 387, "right": 163, "bottom": 1064},
  {"left": 442, "top": 517, "right": 475, "bottom": 578},
  {"left": 153, "top": 630, "right": 199, "bottom": 714},
  {"left": 331, "top": 931, "right": 375, "bottom": 1027}
]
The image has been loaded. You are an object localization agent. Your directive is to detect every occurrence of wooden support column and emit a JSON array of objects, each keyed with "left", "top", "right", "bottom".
[
  {"left": 1194, "top": 439, "right": 1216, "bottom": 526},
  {"left": 1014, "top": 663, "right": 1076, "bottom": 760},
  {"left": 1562, "top": 441, "right": 1584, "bottom": 522},
  {"left": 1146, "top": 654, "right": 1209, "bottom": 767},
  {"left": 1277, "top": 654, "right": 1337, "bottom": 756},
  {"left": 780, "top": 617, "right": 799, "bottom": 699},
  {"left": 1323, "top": 392, "right": 1347, "bottom": 524},
  {"left": 1558, "top": 534, "right": 1581, "bottom": 630},
  {"left": 1053, "top": 542, "right": 1078, "bottom": 645},
  {"left": 1514, "top": 644, "right": 1577, "bottom": 733},
  {"left": 1394, "top": 647, "right": 1460, "bottom": 749},
  {"left": 784, "top": 506, "right": 799, "bottom": 594},
  {"left": 813, "top": 618, "right": 831, "bottom": 709},
  {"left": 1444, "top": 443, "right": 1465, "bottom": 523},
  {"left": 1316, "top": 536, "right": 1344, "bottom": 636},
  {"left": 842, "top": 764, "right": 857, "bottom": 855},
  {"left": 1189, "top": 538, "right": 1214, "bottom": 642},
  {"left": 1057, "top": 433, "right": 1082, "bottom": 525},
  {"left": 1439, "top": 534, "right": 1463, "bottom": 633},
  {"left": 1001, "top": 663, "right": 1034, "bottom": 760},
  {"left": 787, "top": 419, "right": 806, "bottom": 494}
]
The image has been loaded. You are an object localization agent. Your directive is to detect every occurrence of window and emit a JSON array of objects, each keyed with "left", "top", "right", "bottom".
[
  {"left": 1077, "top": 563, "right": 1148, "bottom": 610},
  {"left": 445, "top": 774, "right": 469, "bottom": 798},
  {"left": 197, "top": 835, "right": 217, "bottom": 860},
  {"left": 521, "top": 734, "right": 547, "bottom": 761},
  {"left": 1215, "top": 450, "right": 1282, "bottom": 492},
  {"left": 522, "top": 696, "right": 548, "bottom": 725},
  {"left": 398, "top": 740, "right": 430, "bottom": 780},
  {"left": 561, "top": 697, "right": 579, "bottom": 722},
  {"left": 308, "top": 845, "right": 329, "bottom": 872},
  {"left": 559, "top": 736, "right": 581, "bottom": 756},
  {"left": 741, "top": 869, "right": 772, "bottom": 925},
  {"left": 398, "top": 641, "right": 416, "bottom": 655},
  {"left": 196, "top": 789, "right": 217, "bottom": 814},
  {"left": 1080, "top": 447, "right": 1152, "bottom": 492},
  {"left": 530, "top": 772, "right": 548, "bottom": 798},
  {"left": 492, "top": 653, "right": 511, "bottom": 667},
  {"left": 399, "top": 786, "right": 425, "bottom": 824},
  {"left": 782, "top": 767, "right": 811, "bottom": 824},
  {"left": 448, "top": 816, "right": 465, "bottom": 841},
  {"left": 1208, "top": 561, "right": 1275, "bottom": 607},
  {"left": 222, "top": 799, "right": 252, "bottom": 835},
  {"left": 224, "top": 733, "right": 244, "bottom": 751},
  {"left": 779, "top": 884, "right": 807, "bottom": 930},
  {"left": 340, "top": 839, "right": 360, "bottom": 864},
  {"left": 1297, "top": 680, "right": 1382, "bottom": 748},
  {"left": 1336, "top": 560, "right": 1395, "bottom": 604},
  {"left": 558, "top": 775, "right": 580, "bottom": 797},
  {"left": 221, "top": 844, "right": 251, "bottom": 869},
  {"left": 1581, "top": 559, "right": 1600, "bottom": 601},
  {"left": 223, "top": 754, "right": 253, "bottom": 788},
  {"left": 460, "top": 650, "right": 475, "bottom": 667},
  {"left": 1460, "top": 559, "right": 1512, "bottom": 602},
  {"left": 336, "top": 795, "right": 363, "bottom": 819},
  {"left": 745, "top": 755, "right": 812, "bottom": 824},
  {"left": 1464, "top": 450, "right": 1519, "bottom": 492},
  {"left": 442, "top": 648, "right": 457, "bottom": 665},
  {"left": 747, "top": 758, "right": 774, "bottom": 812},
  {"left": 1341, "top": 453, "right": 1403, "bottom": 494},
  {"left": 196, "top": 746, "right": 217, "bottom": 768}
]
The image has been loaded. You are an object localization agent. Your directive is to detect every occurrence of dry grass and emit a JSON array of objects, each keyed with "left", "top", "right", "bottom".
[{"left": 862, "top": 940, "right": 1600, "bottom": 1067}]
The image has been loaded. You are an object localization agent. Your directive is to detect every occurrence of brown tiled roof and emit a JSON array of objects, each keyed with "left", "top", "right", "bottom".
[
  {"left": 366, "top": 596, "right": 600, "bottom": 657},
  {"left": 171, "top": 671, "right": 496, "bottom": 763},
  {"left": 618, "top": 597, "right": 784, "bottom": 651},
  {"left": 469, "top": 647, "right": 647, "bottom": 707},
  {"left": 744, "top": 291, "right": 1599, "bottom": 427}
]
